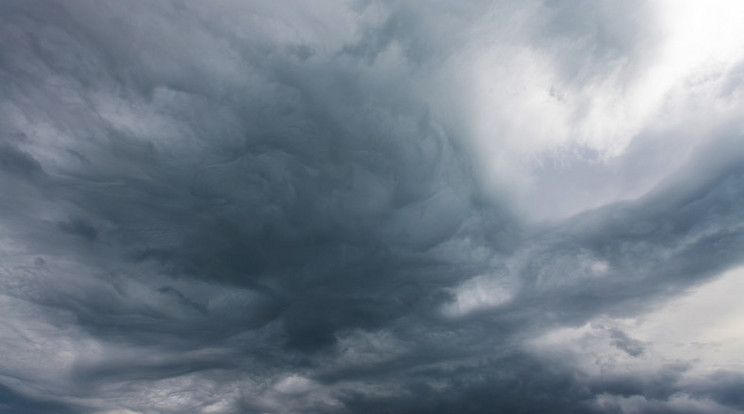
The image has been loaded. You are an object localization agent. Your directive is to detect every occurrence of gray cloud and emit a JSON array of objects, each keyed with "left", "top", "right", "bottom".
[{"left": 1, "top": 1, "right": 744, "bottom": 413}]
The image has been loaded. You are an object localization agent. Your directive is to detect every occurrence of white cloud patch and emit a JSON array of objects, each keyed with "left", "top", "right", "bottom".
[
  {"left": 529, "top": 266, "right": 744, "bottom": 410},
  {"left": 442, "top": 273, "right": 514, "bottom": 317}
]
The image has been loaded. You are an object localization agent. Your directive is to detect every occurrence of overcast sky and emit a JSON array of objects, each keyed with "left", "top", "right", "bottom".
[{"left": 2, "top": 1, "right": 744, "bottom": 413}]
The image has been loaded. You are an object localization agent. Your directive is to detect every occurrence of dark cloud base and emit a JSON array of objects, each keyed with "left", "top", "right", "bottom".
[
  {"left": 0, "top": 384, "right": 78, "bottom": 414},
  {"left": 1, "top": 1, "right": 744, "bottom": 413}
]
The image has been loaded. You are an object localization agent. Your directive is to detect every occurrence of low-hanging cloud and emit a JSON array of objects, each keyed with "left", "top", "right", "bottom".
[{"left": 2, "top": 0, "right": 744, "bottom": 413}]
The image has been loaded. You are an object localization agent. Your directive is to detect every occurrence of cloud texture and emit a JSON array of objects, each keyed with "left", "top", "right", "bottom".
[{"left": 1, "top": 0, "right": 744, "bottom": 413}]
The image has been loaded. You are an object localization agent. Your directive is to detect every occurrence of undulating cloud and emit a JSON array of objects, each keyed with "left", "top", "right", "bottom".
[{"left": 1, "top": 1, "right": 744, "bottom": 413}]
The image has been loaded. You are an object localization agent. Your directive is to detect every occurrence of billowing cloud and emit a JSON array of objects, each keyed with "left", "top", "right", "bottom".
[{"left": 1, "top": 1, "right": 744, "bottom": 413}]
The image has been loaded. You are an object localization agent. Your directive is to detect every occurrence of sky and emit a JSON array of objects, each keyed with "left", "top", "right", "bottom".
[{"left": 1, "top": 1, "right": 744, "bottom": 413}]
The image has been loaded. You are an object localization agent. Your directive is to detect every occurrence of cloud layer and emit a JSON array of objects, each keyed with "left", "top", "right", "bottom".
[{"left": 2, "top": 1, "right": 744, "bottom": 413}]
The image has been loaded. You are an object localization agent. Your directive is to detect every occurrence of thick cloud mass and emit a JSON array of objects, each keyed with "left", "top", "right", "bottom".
[{"left": 2, "top": 1, "right": 744, "bottom": 413}]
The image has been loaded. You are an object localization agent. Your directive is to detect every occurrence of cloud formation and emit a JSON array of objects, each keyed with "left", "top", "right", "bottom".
[{"left": 1, "top": 0, "right": 744, "bottom": 413}]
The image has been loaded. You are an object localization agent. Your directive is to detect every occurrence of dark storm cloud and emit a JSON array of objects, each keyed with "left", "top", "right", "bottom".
[
  {"left": 57, "top": 217, "right": 98, "bottom": 241},
  {"left": 1, "top": 1, "right": 744, "bottom": 413},
  {"left": 0, "top": 142, "right": 45, "bottom": 180},
  {"left": 0, "top": 384, "right": 78, "bottom": 414},
  {"left": 606, "top": 327, "right": 645, "bottom": 357}
]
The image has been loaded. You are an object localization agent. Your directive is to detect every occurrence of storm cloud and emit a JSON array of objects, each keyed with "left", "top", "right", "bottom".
[{"left": 2, "top": 0, "right": 744, "bottom": 413}]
